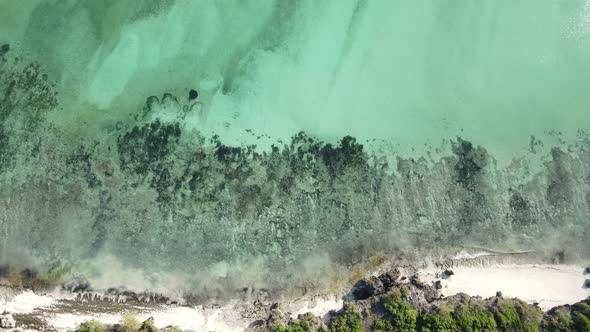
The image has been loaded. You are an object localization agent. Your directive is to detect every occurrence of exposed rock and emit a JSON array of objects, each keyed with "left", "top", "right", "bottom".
[
  {"left": 64, "top": 279, "right": 92, "bottom": 293},
  {"left": 296, "top": 312, "right": 322, "bottom": 330},
  {"left": 405, "top": 274, "right": 441, "bottom": 303},
  {"left": 423, "top": 290, "right": 440, "bottom": 304},
  {"left": 267, "top": 303, "right": 287, "bottom": 326},
  {"left": 422, "top": 285, "right": 440, "bottom": 303},
  {"left": 584, "top": 279, "right": 590, "bottom": 288},
  {"left": 0, "top": 314, "right": 16, "bottom": 328},
  {"left": 351, "top": 276, "right": 384, "bottom": 300},
  {"left": 349, "top": 269, "right": 403, "bottom": 301},
  {"left": 410, "top": 274, "right": 424, "bottom": 288},
  {"left": 439, "top": 292, "right": 477, "bottom": 307},
  {"left": 443, "top": 269, "right": 454, "bottom": 278},
  {"left": 585, "top": 267, "right": 590, "bottom": 274},
  {"left": 378, "top": 268, "right": 401, "bottom": 288},
  {"left": 247, "top": 319, "right": 266, "bottom": 330},
  {"left": 433, "top": 280, "right": 442, "bottom": 290}
]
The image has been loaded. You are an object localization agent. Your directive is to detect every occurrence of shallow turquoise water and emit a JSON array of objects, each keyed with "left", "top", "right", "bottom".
[{"left": 2, "top": 1, "right": 589, "bottom": 156}]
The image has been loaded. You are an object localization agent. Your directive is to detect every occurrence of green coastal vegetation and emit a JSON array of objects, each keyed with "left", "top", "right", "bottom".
[
  {"left": 75, "top": 316, "right": 180, "bottom": 332},
  {"left": 72, "top": 298, "right": 590, "bottom": 332},
  {"left": 260, "top": 294, "right": 588, "bottom": 332}
]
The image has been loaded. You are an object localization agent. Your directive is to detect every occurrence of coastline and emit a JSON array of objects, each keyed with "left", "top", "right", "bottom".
[{"left": 1, "top": 262, "right": 588, "bottom": 331}]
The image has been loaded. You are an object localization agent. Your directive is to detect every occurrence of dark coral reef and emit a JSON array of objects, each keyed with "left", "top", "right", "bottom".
[{"left": 1, "top": 53, "right": 590, "bottom": 297}]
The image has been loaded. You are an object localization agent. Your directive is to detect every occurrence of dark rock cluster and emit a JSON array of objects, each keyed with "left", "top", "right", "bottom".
[{"left": 350, "top": 268, "right": 402, "bottom": 300}]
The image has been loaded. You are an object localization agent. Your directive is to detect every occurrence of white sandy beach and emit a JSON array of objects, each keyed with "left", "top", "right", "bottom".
[{"left": 419, "top": 264, "right": 589, "bottom": 310}]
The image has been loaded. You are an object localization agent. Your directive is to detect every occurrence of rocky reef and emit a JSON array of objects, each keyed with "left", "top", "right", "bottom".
[{"left": 1, "top": 51, "right": 590, "bottom": 298}]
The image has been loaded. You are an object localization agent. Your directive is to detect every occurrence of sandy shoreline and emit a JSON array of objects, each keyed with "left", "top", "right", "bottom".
[
  {"left": 418, "top": 264, "right": 589, "bottom": 311},
  {"left": 1, "top": 288, "right": 343, "bottom": 331},
  {"left": 1, "top": 264, "right": 588, "bottom": 331}
]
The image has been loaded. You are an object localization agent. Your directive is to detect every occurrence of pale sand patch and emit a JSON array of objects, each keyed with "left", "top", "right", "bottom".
[
  {"left": 291, "top": 296, "right": 342, "bottom": 318},
  {"left": 47, "top": 306, "right": 243, "bottom": 332},
  {"left": 137, "top": 306, "right": 240, "bottom": 332},
  {"left": 45, "top": 296, "right": 341, "bottom": 331},
  {"left": 48, "top": 313, "right": 121, "bottom": 331},
  {"left": 419, "top": 264, "right": 589, "bottom": 310},
  {"left": 0, "top": 290, "right": 54, "bottom": 314}
]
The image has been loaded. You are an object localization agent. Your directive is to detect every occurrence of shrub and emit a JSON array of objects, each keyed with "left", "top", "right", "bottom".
[
  {"left": 452, "top": 303, "right": 496, "bottom": 332},
  {"left": 269, "top": 312, "right": 318, "bottom": 332},
  {"left": 371, "top": 319, "right": 394, "bottom": 332},
  {"left": 269, "top": 323, "right": 287, "bottom": 332},
  {"left": 400, "top": 286, "right": 411, "bottom": 298},
  {"left": 118, "top": 314, "right": 141, "bottom": 332},
  {"left": 541, "top": 307, "right": 572, "bottom": 332},
  {"left": 329, "top": 304, "right": 364, "bottom": 332},
  {"left": 381, "top": 291, "right": 417, "bottom": 332},
  {"left": 494, "top": 302, "right": 521, "bottom": 331},
  {"left": 139, "top": 318, "right": 158, "bottom": 332},
  {"left": 270, "top": 319, "right": 315, "bottom": 332},
  {"left": 419, "top": 306, "right": 458, "bottom": 332},
  {"left": 572, "top": 312, "right": 590, "bottom": 332},
  {"left": 571, "top": 301, "right": 590, "bottom": 332},
  {"left": 493, "top": 300, "right": 542, "bottom": 332},
  {"left": 514, "top": 301, "right": 543, "bottom": 332},
  {"left": 573, "top": 302, "right": 590, "bottom": 318},
  {"left": 77, "top": 320, "right": 105, "bottom": 332}
]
